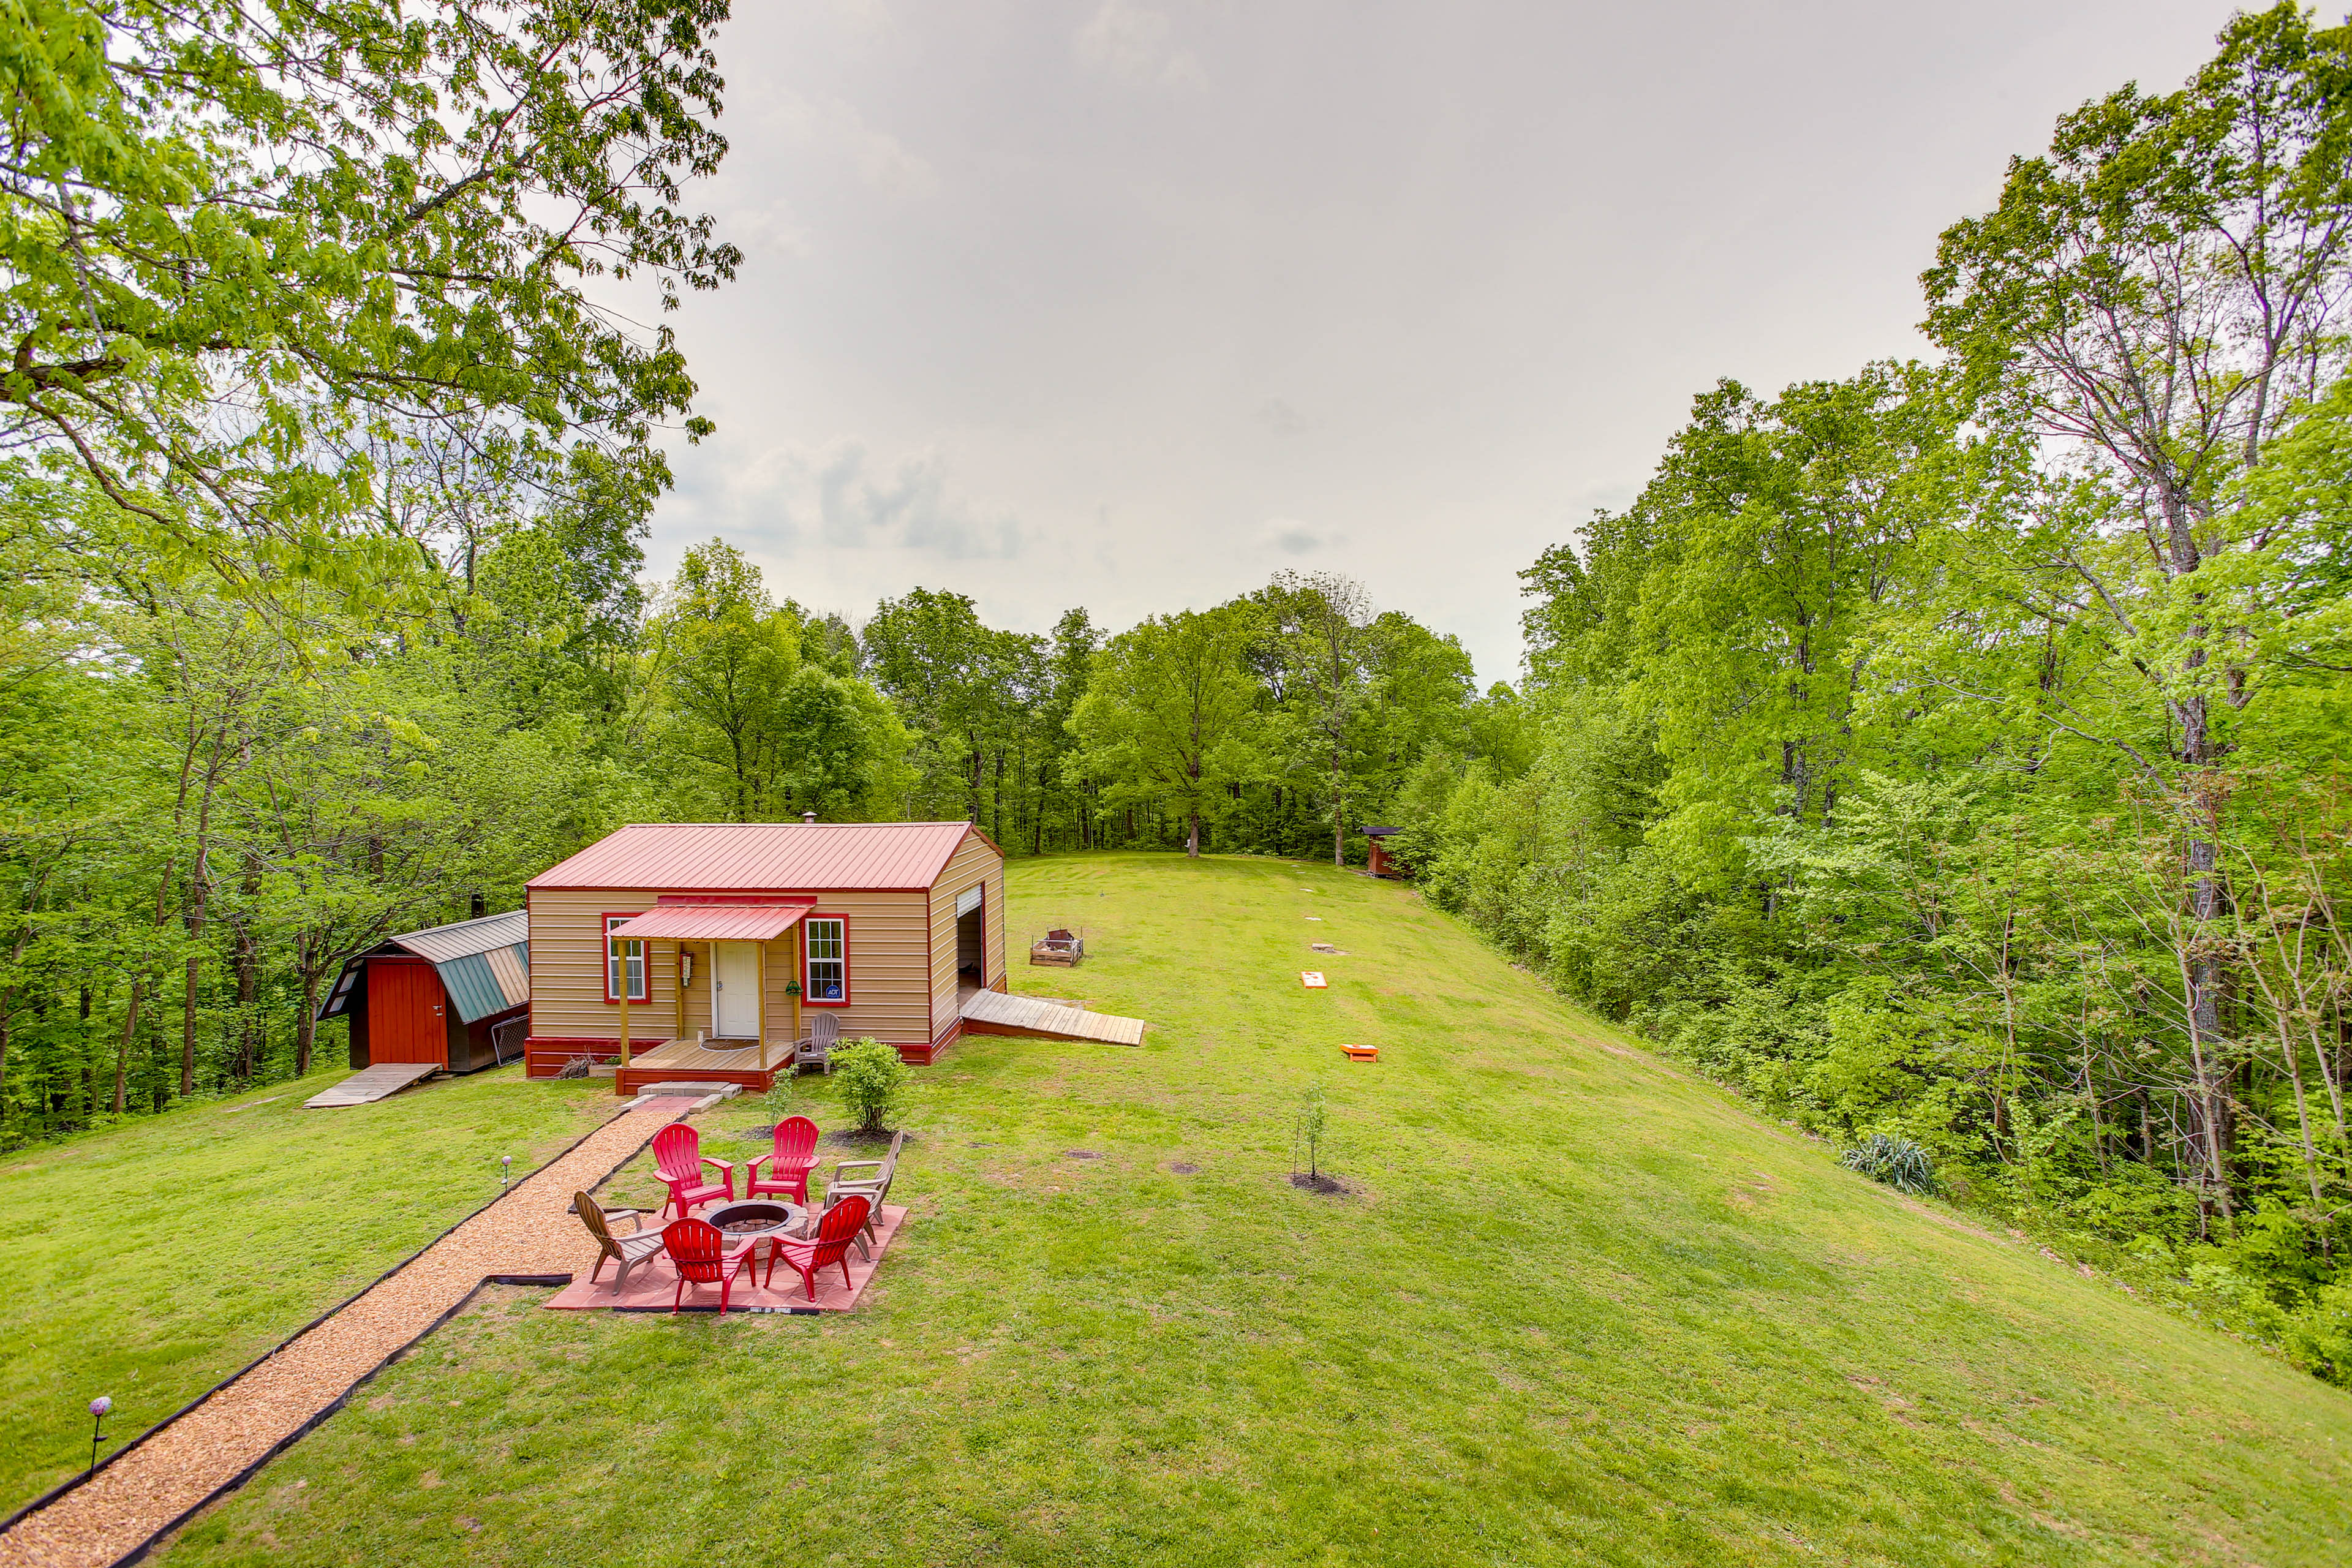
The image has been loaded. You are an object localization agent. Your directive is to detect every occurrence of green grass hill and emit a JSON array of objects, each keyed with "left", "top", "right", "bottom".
[{"left": 15, "top": 853, "right": 2349, "bottom": 1565}]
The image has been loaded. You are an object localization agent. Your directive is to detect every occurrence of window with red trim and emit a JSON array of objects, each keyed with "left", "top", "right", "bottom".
[
  {"left": 804, "top": 915, "right": 848, "bottom": 1005},
  {"left": 603, "top": 914, "right": 648, "bottom": 1002}
]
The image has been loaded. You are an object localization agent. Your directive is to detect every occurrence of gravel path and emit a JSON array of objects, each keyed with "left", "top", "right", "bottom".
[{"left": 0, "top": 1096, "right": 696, "bottom": 1568}]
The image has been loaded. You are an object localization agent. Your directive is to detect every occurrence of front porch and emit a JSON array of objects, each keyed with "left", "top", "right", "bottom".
[
  {"left": 603, "top": 901, "right": 824, "bottom": 1096},
  {"left": 612, "top": 1036, "right": 792, "bottom": 1097}
]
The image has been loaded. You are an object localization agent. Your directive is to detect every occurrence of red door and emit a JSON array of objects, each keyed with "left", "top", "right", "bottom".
[{"left": 368, "top": 959, "right": 447, "bottom": 1066}]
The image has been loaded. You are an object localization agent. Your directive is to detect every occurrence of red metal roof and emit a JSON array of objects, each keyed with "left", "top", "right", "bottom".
[
  {"left": 605, "top": 904, "right": 810, "bottom": 941},
  {"left": 526, "top": 822, "right": 987, "bottom": 893}
]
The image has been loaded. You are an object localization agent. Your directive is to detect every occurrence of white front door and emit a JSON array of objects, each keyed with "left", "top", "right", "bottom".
[{"left": 712, "top": 941, "right": 760, "bottom": 1038}]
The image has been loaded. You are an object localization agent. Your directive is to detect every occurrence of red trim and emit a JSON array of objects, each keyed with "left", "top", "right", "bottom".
[
  {"left": 653, "top": 893, "right": 818, "bottom": 907},
  {"left": 601, "top": 911, "right": 650, "bottom": 1003},
  {"left": 802, "top": 912, "right": 850, "bottom": 1007},
  {"left": 551, "top": 884, "right": 933, "bottom": 897}
]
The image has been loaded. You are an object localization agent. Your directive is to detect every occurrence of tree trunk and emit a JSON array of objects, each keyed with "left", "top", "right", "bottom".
[
  {"left": 114, "top": 979, "right": 143, "bottom": 1114},
  {"left": 183, "top": 859, "right": 208, "bottom": 1096},
  {"left": 1186, "top": 811, "right": 1201, "bottom": 858},
  {"left": 295, "top": 942, "right": 320, "bottom": 1076},
  {"left": 234, "top": 917, "right": 258, "bottom": 1079}
]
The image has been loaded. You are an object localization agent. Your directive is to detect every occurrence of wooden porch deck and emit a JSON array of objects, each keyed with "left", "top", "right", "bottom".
[{"left": 612, "top": 1038, "right": 786, "bottom": 1098}]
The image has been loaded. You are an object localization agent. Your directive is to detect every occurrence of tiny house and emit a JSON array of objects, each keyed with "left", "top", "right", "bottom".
[
  {"left": 521, "top": 820, "right": 1006, "bottom": 1093},
  {"left": 318, "top": 910, "right": 532, "bottom": 1074},
  {"left": 1362, "top": 825, "right": 1409, "bottom": 879}
]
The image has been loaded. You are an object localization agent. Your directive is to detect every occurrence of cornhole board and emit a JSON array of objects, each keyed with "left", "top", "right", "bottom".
[
  {"left": 1301, "top": 971, "right": 1327, "bottom": 988},
  {"left": 1341, "top": 1044, "right": 1378, "bottom": 1061}
]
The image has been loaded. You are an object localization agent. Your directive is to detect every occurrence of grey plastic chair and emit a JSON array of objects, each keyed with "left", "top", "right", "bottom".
[
  {"left": 824, "top": 1129, "right": 905, "bottom": 1258},
  {"left": 793, "top": 1012, "right": 840, "bottom": 1074},
  {"left": 575, "top": 1191, "right": 665, "bottom": 1294}
]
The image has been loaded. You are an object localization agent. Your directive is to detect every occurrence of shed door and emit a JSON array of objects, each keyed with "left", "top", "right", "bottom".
[
  {"left": 367, "top": 959, "right": 446, "bottom": 1065},
  {"left": 712, "top": 941, "right": 760, "bottom": 1038}
]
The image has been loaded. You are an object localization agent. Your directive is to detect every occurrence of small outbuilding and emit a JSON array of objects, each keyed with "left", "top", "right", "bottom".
[
  {"left": 318, "top": 910, "right": 532, "bottom": 1074},
  {"left": 1361, "top": 825, "right": 1409, "bottom": 879},
  {"left": 521, "top": 820, "right": 1007, "bottom": 1093}
]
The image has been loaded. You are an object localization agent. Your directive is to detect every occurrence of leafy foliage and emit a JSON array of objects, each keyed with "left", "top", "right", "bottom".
[
  {"left": 831, "top": 1037, "right": 910, "bottom": 1136},
  {"left": 1841, "top": 1134, "right": 1939, "bottom": 1196}
]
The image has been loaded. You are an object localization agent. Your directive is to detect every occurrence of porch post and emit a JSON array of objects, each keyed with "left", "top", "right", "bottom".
[
  {"left": 791, "top": 921, "right": 804, "bottom": 1048},
  {"left": 615, "top": 934, "right": 630, "bottom": 1062},
  {"left": 756, "top": 940, "right": 767, "bottom": 1071},
  {"left": 673, "top": 940, "right": 685, "bottom": 1044}
]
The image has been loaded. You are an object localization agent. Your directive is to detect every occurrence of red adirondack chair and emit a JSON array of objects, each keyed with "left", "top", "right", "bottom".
[
  {"left": 652, "top": 1123, "right": 734, "bottom": 1219},
  {"left": 745, "top": 1116, "right": 819, "bottom": 1205},
  {"left": 660, "top": 1218, "right": 760, "bottom": 1315},
  {"left": 763, "top": 1195, "right": 870, "bottom": 1303}
]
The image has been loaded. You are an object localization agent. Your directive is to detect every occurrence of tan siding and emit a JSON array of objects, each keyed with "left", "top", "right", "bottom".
[
  {"left": 782, "top": 890, "right": 931, "bottom": 1048},
  {"left": 530, "top": 886, "right": 935, "bottom": 1050},
  {"left": 929, "top": 831, "right": 1007, "bottom": 1027},
  {"left": 526, "top": 891, "right": 676, "bottom": 1042}
]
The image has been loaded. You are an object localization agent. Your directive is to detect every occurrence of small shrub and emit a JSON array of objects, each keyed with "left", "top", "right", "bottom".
[
  {"left": 832, "top": 1038, "right": 910, "bottom": 1134},
  {"left": 1842, "top": 1133, "right": 1938, "bottom": 1195},
  {"left": 1292, "top": 1085, "right": 1329, "bottom": 1179}
]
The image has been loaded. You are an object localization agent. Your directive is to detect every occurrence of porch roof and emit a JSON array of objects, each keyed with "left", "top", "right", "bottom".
[{"left": 605, "top": 904, "right": 812, "bottom": 941}]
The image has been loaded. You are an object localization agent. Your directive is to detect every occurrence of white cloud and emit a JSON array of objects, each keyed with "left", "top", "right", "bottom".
[
  {"left": 766, "top": 92, "right": 939, "bottom": 198},
  {"left": 673, "top": 438, "right": 1020, "bottom": 564},
  {"left": 719, "top": 198, "right": 814, "bottom": 260},
  {"left": 1257, "top": 516, "right": 1340, "bottom": 556},
  {"left": 1256, "top": 398, "right": 1308, "bottom": 436},
  {"left": 1074, "top": 1, "right": 1207, "bottom": 91}
]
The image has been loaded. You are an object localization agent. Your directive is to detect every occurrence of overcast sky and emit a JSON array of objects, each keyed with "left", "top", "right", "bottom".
[{"left": 650, "top": 0, "right": 2251, "bottom": 685}]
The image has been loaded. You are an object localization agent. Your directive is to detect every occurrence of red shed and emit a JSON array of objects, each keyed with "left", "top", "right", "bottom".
[{"left": 317, "top": 910, "right": 532, "bottom": 1074}]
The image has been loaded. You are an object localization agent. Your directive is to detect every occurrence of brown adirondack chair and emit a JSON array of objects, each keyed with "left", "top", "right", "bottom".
[
  {"left": 824, "top": 1129, "right": 904, "bottom": 1258},
  {"left": 573, "top": 1191, "right": 665, "bottom": 1294}
]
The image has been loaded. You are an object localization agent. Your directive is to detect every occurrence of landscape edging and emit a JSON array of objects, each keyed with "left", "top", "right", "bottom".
[{"left": 0, "top": 1096, "right": 684, "bottom": 1562}]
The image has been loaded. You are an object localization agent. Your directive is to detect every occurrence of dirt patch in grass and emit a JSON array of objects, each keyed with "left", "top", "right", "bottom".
[
  {"left": 1066, "top": 1150, "right": 1104, "bottom": 1160},
  {"left": 1168, "top": 1163, "right": 1199, "bottom": 1174},
  {"left": 1288, "top": 1172, "right": 1349, "bottom": 1195},
  {"left": 822, "top": 1128, "right": 897, "bottom": 1150}
]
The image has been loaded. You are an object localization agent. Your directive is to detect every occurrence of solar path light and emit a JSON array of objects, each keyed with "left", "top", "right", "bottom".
[{"left": 88, "top": 1395, "right": 113, "bottom": 1476}]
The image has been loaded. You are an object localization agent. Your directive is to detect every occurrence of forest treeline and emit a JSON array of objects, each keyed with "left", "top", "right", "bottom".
[
  {"left": 4, "top": 1, "right": 2351, "bottom": 1385},
  {"left": 1393, "top": 7, "right": 2352, "bottom": 1383}
]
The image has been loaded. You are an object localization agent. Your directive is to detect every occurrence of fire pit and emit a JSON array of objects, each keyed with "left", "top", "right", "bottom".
[{"left": 702, "top": 1200, "right": 806, "bottom": 1242}]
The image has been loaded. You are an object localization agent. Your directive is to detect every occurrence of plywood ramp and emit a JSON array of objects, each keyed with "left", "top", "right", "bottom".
[
  {"left": 303, "top": 1061, "right": 439, "bottom": 1108},
  {"left": 958, "top": 990, "right": 1145, "bottom": 1046}
]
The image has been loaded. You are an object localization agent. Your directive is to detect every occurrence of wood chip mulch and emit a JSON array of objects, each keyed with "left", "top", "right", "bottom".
[{"left": 0, "top": 1097, "right": 696, "bottom": 1568}]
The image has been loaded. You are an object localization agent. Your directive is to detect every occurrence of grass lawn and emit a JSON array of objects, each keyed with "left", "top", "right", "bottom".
[
  {"left": 0, "top": 1065, "right": 613, "bottom": 1515},
  {"left": 119, "top": 853, "right": 2352, "bottom": 1564}
]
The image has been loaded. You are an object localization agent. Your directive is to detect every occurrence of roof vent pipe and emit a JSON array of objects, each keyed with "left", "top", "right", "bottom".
[{"left": 802, "top": 811, "right": 818, "bottom": 824}]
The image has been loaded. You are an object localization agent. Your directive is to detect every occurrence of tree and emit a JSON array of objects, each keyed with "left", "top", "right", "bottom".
[
  {"left": 1252, "top": 571, "right": 1378, "bottom": 865},
  {"left": 1921, "top": 4, "right": 2352, "bottom": 1210},
  {"left": 0, "top": 0, "right": 737, "bottom": 601},
  {"left": 1070, "top": 609, "right": 1263, "bottom": 857}
]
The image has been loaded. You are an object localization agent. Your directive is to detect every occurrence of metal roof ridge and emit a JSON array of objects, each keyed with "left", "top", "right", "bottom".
[{"left": 386, "top": 908, "right": 527, "bottom": 944}]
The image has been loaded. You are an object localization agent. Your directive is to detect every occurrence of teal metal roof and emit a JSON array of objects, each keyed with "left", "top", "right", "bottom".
[
  {"left": 317, "top": 914, "right": 530, "bottom": 1023},
  {"left": 438, "top": 951, "right": 509, "bottom": 1025}
]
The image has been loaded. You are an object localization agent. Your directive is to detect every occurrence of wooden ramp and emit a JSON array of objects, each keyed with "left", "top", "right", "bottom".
[
  {"left": 959, "top": 990, "right": 1147, "bottom": 1046},
  {"left": 303, "top": 1061, "right": 439, "bottom": 1108}
]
